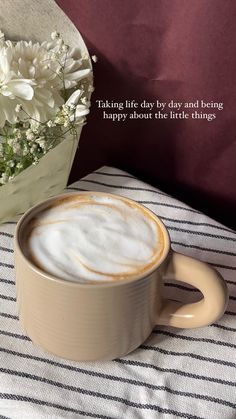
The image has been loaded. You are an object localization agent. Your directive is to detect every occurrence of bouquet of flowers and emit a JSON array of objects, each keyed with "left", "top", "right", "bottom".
[{"left": 0, "top": 29, "right": 93, "bottom": 223}]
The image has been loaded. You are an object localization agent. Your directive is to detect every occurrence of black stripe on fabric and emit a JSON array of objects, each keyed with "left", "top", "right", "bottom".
[
  {"left": 115, "top": 358, "right": 236, "bottom": 387},
  {"left": 0, "top": 370, "right": 204, "bottom": 419},
  {"left": 0, "top": 312, "right": 18, "bottom": 320},
  {"left": 0, "top": 262, "right": 14, "bottom": 269},
  {"left": 0, "top": 232, "right": 13, "bottom": 238},
  {"left": 0, "top": 246, "right": 14, "bottom": 253},
  {"left": 80, "top": 178, "right": 168, "bottom": 198},
  {"left": 164, "top": 283, "right": 236, "bottom": 298},
  {"left": 0, "top": 415, "right": 12, "bottom": 419},
  {"left": 1, "top": 367, "right": 235, "bottom": 412},
  {"left": 0, "top": 330, "right": 30, "bottom": 341},
  {"left": 0, "top": 393, "right": 112, "bottom": 419},
  {"left": 226, "top": 311, "right": 236, "bottom": 316},
  {"left": 140, "top": 200, "right": 201, "bottom": 214},
  {"left": 94, "top": 170, "right": 136, "bottom": 179},
  {"left": 165, "top": 283, "right": 199, "bottom": 293},
  {"left": 0, "top": 344, "right": 235, "bottom": 392},
  {"left": 0, "top": 278, "right": 14, "bottom": 285},
  {"left": 160, "top": 217, "right": 235, "bottom": 235},
  {"left": 209, "top": 262, "right": 236, "bottom": 271},
  {"left": 2, "top": 221, "right": 17, "bottom": 225},
  {"left": 153, "top": 330, "right": 236, "bottom": 350},
  {"left": 211, "top": 324, "right": 236, "bottom": 332},
  {"left": 172, "top": 241, "right": 236, "bottom": 257},
  {"left": 0, "top": 294, "right": 16, "bottom": 302},
  {"left": 226, "top": 279, "right": 236, "bottom": 286},
  {"left": 140, "top": 345, "right": 236, "bottom": 368},
  {"left": 0, "top": 347, "right": 234, "bottom": 409},
  {"left": 167, "top": 226, "right": 236, "bottom": 242}
]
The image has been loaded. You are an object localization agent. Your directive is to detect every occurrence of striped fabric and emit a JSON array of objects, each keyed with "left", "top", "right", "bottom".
[{"left": 0, "top": 166, "right": 235, "bottom": 419}]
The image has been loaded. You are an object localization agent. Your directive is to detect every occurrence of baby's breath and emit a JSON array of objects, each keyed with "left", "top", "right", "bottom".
[{"left": 51, "top": 31, "right": 60, "bottom": 41}]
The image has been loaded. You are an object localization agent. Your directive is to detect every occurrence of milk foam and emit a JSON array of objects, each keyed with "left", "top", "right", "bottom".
[{"left": 28, "top": 195, "right": 164, "bottom": 283}]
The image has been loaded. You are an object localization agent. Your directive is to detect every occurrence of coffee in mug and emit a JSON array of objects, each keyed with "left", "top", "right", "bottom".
[
  {"left": 14, "top": 192, "right": 229, "bottom": 361},
  {"left": 26, "top": 194, "right": 165, "bottom": 283}
]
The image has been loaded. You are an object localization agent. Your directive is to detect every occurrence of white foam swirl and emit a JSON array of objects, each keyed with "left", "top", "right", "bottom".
[{"left": 28, "top": 195, "right": 163, "bottom": 282}]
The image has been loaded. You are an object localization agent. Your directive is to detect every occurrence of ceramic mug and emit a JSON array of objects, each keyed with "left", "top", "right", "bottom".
[{"left": 14, "top": 192, "right": 228, "bottom": 361}]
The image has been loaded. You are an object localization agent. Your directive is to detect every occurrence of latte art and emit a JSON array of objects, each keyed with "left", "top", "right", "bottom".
[{"left": 28, "top": 194, "right": 164, "bottom": 283}]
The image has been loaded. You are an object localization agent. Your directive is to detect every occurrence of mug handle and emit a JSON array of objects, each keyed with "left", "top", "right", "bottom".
[{"left": 157, "top": 251, "right": 229, "bottom": 328}]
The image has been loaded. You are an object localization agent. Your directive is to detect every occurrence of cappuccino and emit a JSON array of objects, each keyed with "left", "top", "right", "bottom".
[{"left": 27, "top": 194, "right": 164, "bottom": 283}]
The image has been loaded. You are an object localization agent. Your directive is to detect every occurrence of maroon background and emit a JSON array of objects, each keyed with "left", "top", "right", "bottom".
[{"left": 57, "top": 0, "right": 236, "bottom": 230}]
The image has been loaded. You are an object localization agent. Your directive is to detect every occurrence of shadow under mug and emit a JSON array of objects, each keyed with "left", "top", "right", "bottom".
[{"left": 14, "top": 192, "right": 229, "bottom": 361}]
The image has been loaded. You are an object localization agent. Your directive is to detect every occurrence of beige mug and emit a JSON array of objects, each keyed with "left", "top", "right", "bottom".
[{"left": 14, "top": 191, "right": 228, "bottom": 361}]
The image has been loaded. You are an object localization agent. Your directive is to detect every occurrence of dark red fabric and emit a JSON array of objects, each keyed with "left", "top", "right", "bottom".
[{"left": 57, "top": 0, "right": 236, "bottom": 229}]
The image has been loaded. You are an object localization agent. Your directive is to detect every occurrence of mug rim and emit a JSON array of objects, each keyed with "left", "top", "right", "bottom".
[{"left": 14, "top": 191, "right": 171, "bottom": 289}]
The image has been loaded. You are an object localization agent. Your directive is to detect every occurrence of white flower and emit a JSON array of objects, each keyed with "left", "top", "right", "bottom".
[
  {"left": 56, "top": 68, "right": 62, "bottom": 75},
  {"left": 32, "top": 157, "right": 39, "bottom": 165},
  {"left": 10, "top": 40, "right": 63, "bottom": 122},
  {"left": 51, "top": 31, "right": 60, "bottom": 41},
  {"left": 54, "top": 116, "right": 63, "bottom": 125},
  {"left": 0, "top": 45, "right": 35, "bottom": 127},
  {"left": 75, "top": 104, "right": 90, "bottom": 119},
  {"left": 0, "top": 173, "right": 8, "bottom": 184},
  {"left": 0, "top": 35, "right": 92, "bottom": 128},
  {"left": 81, "top": 96, "right": 88, "bottom": 105},
  {"left": 65, "top": 89, "right": 90, "bottom": 123},
  {"left": 62, "top": 104, "right": 70, "bottom": 114},
  {"left": 26, "top": 129, "right": 35, "bottom": 141},
  {"left": 15, "top": 104, "right": 23, "bottom": 113},
  {"left": 7, "top": 138, "right": 14, "bottom": 146},
  {"left": 8, "top": 137, "right": 21, "bottom": 154},
  {"left": 22, "top": 147, "right": 28, "bottom": 156},
  {"left": 61, "top": 44, "right": 69, "bottom": 52},
  {"left": 0, "top": 30, "right": 5, "bottom": 48},
  {"left": 30, "top": 121, "right": 40, "bottom": 133},
  {"left": 82, "top": 52, "right": 89, "bottom": 60},
  {"left": 7, "top": 160, "right": 15, "bottom": 168},
  {"left": 13, "top": 128, "right": 22, "bottom": 139},
  {"left": 88, "top": 85, "right": 95, "bottom": 93},
  {"left": 42, "top": 40, "right": 92, "bottom": 90},
  {"left": 50, "top": 52, "right": 58, "bottom": 61},
  {"left": 13, "top": 143, "right": 21, "bottom": 154},
  {"left": 66, "top": 89, "right": 82, "bottom": 107},
  {"left": 30, "top": 144, "right": 37, "bottom": 154},
  {"left": 35, "top": 137, "right": 46, "bottom": 150},
  {"left": 10, "top": 39, "right": 91, "bottom": 122},
  {"left": 47, "top": 120, "right": 54, "bottom": 128}
]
